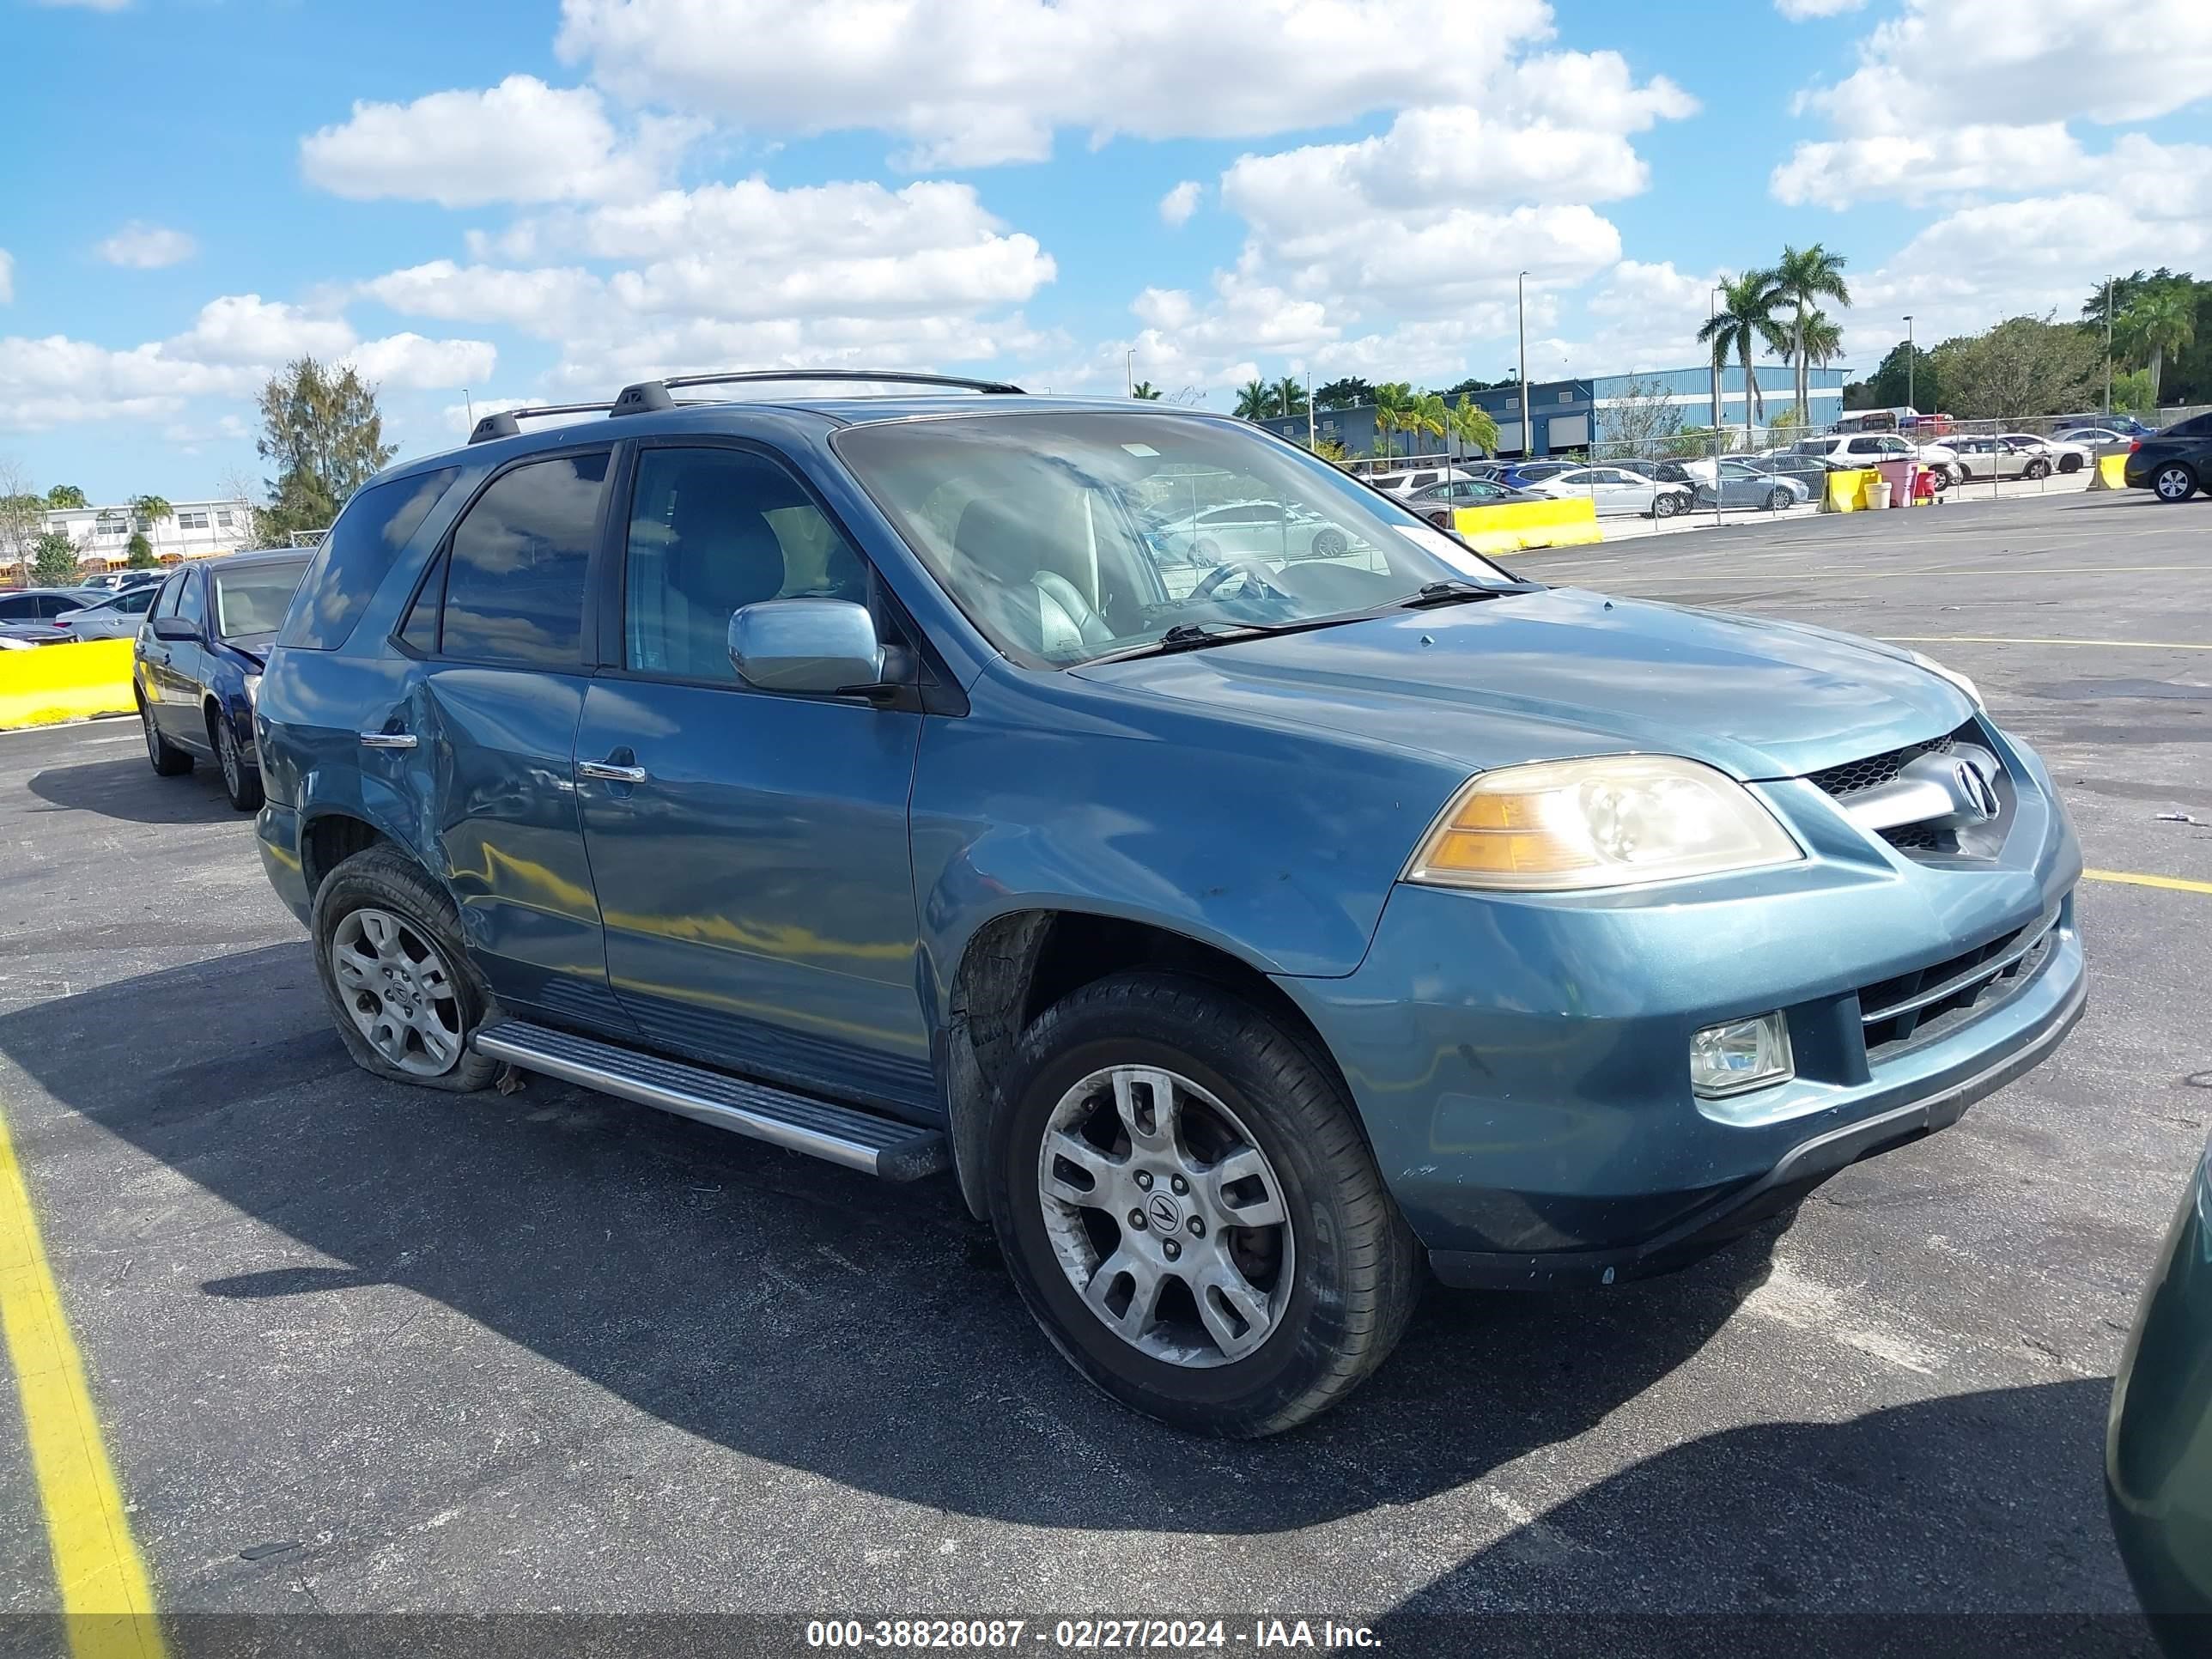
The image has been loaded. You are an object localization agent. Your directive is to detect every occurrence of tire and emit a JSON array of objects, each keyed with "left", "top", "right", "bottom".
[
  {"left": 2154, "top": 464, "right": 2198, "bottom": 503},
  {"left": 989, "top": 971, "right": 1419, "bottom": 1437},
  {"left": 2025, "top": 459, "right": 2051, "bottom": 480},
  {"left": 1653, "top": 492, "right": 1681, "bottom": 519},
  {"left": 138, "top": 694, "right": 191, "bottom": 777},
  {"left": 210, "top": 704, "right": 263, "bottom": 813},
  {"left": 2058, "top": 454, "right": 2082, "bottom": 474},
  {"left": 311, "top": 845, "right": 501, "bottom": 1093},
  {"left": 1310, "top": 528, "right": 1347, "bottom": 558},
  {"left": 1194, "top": 538, "right": 1220, "bottom": 562},
  {"left": 1765, "top": 487, "right": 1792, "bottom": 512}
]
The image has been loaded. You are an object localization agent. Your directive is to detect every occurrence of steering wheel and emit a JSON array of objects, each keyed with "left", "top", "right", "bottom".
[{"left": 1190, "top": 557, "right": 1285, "bottom": 603}]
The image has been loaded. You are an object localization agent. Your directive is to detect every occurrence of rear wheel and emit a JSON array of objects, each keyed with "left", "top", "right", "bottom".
[
  {"left": 312, "top": 846, "right": 500, "bottom": 1092},
  {"left": 990, "top": 971, "right": 1419, "bottom": 1437},
  {"left": 1765, "top": 487, "right": 1792, "bottom": 511},
  {"left": 2025, "top": 459, "right": 2051, "bottom": 480},
  {"left": 138, "top": 695, "right": 191, "bottom": 777},
  {"left": 2154, "top": 464, "right": 2198, "bottom": 502}
]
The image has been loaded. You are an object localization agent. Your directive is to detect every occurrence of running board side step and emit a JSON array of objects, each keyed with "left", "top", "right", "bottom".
[{"left": 473, "top": 1019, "right": 951, "bottom": 1182}]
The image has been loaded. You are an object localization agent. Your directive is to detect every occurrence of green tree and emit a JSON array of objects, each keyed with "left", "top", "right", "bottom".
[
  {"left": 1401, "top": 390, "right": 1448, "bottom": 456},
  {"left": 1312, "top": 437, "right": 1354, "bottom": 465},
  {"left": 1129, "top": 381, "right": 1163, "bottom": 400},
  {"left": 125, "top": 532, "right": 156, "bottom": 568},
  {"left": 44, "top": 484, "right": 87, "bottom": 509},
  {"left": 1929, "top": 315, "right": 2100, "bottom": 421},
  {"left": 1272, "top": 376, "right": 1308, "bottom": 420},
  {"left": 1232, "top": 379, "right": 1273, "bottom": 420},
  {"left": 2118, "top": 286, "right": 2197, "bottom": 404},
  {"left": 131, "top": 494, "right": 173, "bottom": 532},
  {"left": 1771, "top": 244, "right": 1852, "bottom": 427},
  {"left": 30, "top": 531, "right": 79, "bottom": 586},
  {"left": 1698, "top": 270, "right": 1789, "bottom": 445},
  {"left": 1449, "top": 398, "right": 1500, "bottom": 458},
  {"left": 1442, "top": 376, "right": 1501, "bottom": 398},
  {"left": 255, "top": 356, "right": 398, "bottom": 545},
  {"left": 1312, "top": 376, "right": 1374, "bottom": 411},
  {"left": 1599, "top": 379, "right": 1685, "bottom": 453},
  {"left": 2109, "top": 368, "right": 2157, "bottom": 416},
  {"left": 1867, "top": 340, "right": 1940, "bottom": 413},
  {"left": 1370, "top": 381, "right": 1414, "bottom": 458}
]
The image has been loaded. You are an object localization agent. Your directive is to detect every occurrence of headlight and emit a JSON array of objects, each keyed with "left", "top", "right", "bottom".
[
  {"left": 244, "top": 673, "right": 261, "bottom": 707},
  {"left": 1404, "top": 756, "right": 1802, "bottom": 891},
  {"left": 1907, "top": 649, "right": 1982, "bottom": 710}
]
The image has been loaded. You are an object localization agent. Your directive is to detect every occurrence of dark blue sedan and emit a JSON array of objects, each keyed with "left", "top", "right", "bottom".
[{"left": 132, "top": 550, "right": 312, "bottom": 811}]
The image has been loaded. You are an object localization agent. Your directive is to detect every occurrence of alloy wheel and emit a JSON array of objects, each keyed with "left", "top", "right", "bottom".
[
  {"left": 218, "top": 721, "right": 244, "bottom": 797},
  {"left": 2157, "top": 466, "right": 2193, "bottom": 501},
  {"left": 1035, "top": 1065, "right": 1294, "bottom": 1369},
  {"left": 331, "top": 906, "right": 465, "bottom": 1076}
]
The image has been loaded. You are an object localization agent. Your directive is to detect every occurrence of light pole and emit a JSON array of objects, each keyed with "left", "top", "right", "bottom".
[
  {"left": 1903, "top": 316, "right": 1914, "bottom": 414},
  {"left": 1126, "top": 349, "right": 1133, "bottom": 396},
  {"left": 2104, "top": 276, "right": 2114, "bottom": 416},
  {"left": 1709, "top": 286, "right": 1723, "bottom": 435},
  {"left": 1516, "top": 271, "right": 1529, "bottom": 459},
  {"left": 1306, "top": 368, "right": 1315, "bottom": 452}
]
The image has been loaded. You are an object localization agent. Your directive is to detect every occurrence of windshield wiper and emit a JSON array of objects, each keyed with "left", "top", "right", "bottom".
[
  {"left": 1085, "top": 622, "right": 1272, "bottom": 665},
  {"left": 1401, "top": 580, "right": 1505, "bottom": 609}
]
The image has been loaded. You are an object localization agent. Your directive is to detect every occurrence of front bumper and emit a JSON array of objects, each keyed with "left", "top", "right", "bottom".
[{"left": 1278, "top": 739, "right": 2084, "bottom": 1288}]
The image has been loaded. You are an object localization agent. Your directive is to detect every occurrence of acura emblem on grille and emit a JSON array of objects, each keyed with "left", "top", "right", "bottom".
[{"left": 1950, "top": 759, "right": 1999, "bottom": 821}]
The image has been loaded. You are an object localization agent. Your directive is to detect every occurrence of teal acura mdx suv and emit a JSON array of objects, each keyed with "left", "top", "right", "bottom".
[{"left": 249, "top": 371, "right": 2086, "bottom": 1437}]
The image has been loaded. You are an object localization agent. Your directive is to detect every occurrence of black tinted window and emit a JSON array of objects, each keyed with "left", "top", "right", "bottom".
[
  {"left": 2164, "top": 412, "right": 2212, "bottom": 438},
  {"left": 439, "top": 452, "right": 607, "bottom": 667},
  {"left": 175, "top": 571, "right": 207, "bottom": 630},
  {"left": 0, "top": 596, "right": 33, "bottom": 620},
  {"left": 279, "top": 467, "right": 459, "bottom": 650}
]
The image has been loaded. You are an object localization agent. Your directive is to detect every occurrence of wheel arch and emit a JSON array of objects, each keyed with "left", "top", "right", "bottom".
[{"left": 939, "top": 907, "right": 1356, "bottom": 1221}]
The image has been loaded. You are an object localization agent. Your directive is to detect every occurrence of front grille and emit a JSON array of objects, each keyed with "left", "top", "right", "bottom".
[
  {"left": 1808, "top": 732, "right": 1956, "bottom": 799},
  {"left": 1859, "top": 912, "right": 2057, "bottom": 1060}
]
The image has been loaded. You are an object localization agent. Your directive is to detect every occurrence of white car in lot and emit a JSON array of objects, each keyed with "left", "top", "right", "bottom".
[
  {"left": 1524, "top": 465, "right": 1694, "bottom": 518},
  {"left": 1997, "top": 432, "right": 2093, "bottom": 473},
  {"left": 2055, "top": 425, "right": 2138, "bottom": 451},
  {"left": 1791, "top": 433, "right": 1964, "bottom": 485},
  {"left": 1948, "top": 435, "right": 2063, "bottom": 481},
  {"left": 1145, "top": 498, "right": 1358, "bottom": 563}
]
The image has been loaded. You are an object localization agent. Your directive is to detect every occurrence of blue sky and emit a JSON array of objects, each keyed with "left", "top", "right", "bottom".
[{"left": 3, "top": 0, "right": 2208, "bottom": 504}]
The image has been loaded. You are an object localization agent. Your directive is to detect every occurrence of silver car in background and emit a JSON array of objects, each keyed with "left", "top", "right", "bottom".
[
  {"left": 1145, "top": 498, "right": 1357, "bottom": 563},
  {"left": 58, "top": 582, "right": 165, "bottom": 640}
]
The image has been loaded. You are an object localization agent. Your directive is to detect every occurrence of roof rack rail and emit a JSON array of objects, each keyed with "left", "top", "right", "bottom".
[
  {"left": 608, "top": 368, "right": 1025, "bottom": 419},
  {"left": 469, "top": 402, "right": 620, "bottom": 445}
]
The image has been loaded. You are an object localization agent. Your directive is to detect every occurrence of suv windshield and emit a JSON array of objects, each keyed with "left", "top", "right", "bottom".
[
  {"left": 836, "top": 410, "right": 1509, "bottom": 666},
  {"left": 212, "top": 559, "right": 312, "bottom": 639}
]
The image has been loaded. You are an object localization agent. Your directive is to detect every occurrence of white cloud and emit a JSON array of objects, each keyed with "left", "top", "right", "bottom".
[
  {"left": 1774, "top": 0, "right": 1864, "bottom": 18},
  {"left": 557, "top": 0, "right": 1555, "bottom": 167},
  {"left": 343, "top": 333, "right": 497, "bottom": 391},
  {"left": 1771, "top": 123, "right": 2087, "bottom": 209},
  {"left": 361, "top": 260, "right": 605, "bottom": 334},
  {"left": 170, "top": 295, "right": 355, "bottom": 366},
  {"left": 443, "top": 396, "right": 535, "bottom": 435},
  {"left": 1158, "top": 181, "right": 1202, "bottom": 228},
  {"left": 301, "top": 75, "right": 698, "bottom": 207},
  {"left": 95, "top": 222, "right": 198, "bottom": 269},
  {"left": 0, "top": 251, "right": 12, "bottom": 306}
]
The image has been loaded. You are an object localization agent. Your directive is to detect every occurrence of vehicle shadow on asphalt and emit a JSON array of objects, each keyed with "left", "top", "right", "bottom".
[
  {"left": 0, "top": 945, "right": 1783, "bottom": 1533},
  {"left": 1370, "top": 1376, "right": 2155, "bottom": 1654},
  {"left": 26, "top": 756, "right": 239, "bottom": 825}
]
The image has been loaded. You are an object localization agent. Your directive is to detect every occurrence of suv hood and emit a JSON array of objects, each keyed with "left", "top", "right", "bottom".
[{"left": 1073, "top": 586, "right": 1970, "bottom": 781}]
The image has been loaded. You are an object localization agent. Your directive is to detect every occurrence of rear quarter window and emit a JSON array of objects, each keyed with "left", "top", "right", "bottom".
[{"left": 277, "top": 467, "right": 461, "bottom": 650}]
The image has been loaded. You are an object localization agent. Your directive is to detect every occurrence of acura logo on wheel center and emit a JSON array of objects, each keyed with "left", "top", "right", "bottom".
[{"left": 1147, "top": 1193, "right": 1181, "bottom": 1232}]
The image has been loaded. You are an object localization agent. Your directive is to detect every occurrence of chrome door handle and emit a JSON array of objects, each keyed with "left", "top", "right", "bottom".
[
  {"left": 577, "top": 759, "right": 647, "bottom": 784},
  {"left": 358, "top": 732, "right": 417, "bottom": 750}
]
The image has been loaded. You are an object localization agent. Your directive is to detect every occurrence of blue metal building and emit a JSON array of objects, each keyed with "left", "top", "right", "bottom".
[{"left": 1590, "top": 364, "right": 1845, "bottom": 442}]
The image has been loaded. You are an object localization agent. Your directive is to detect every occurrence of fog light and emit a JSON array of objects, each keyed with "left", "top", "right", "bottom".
[{"left": 1690, "top": 1013, "right": 1794, "bottom": 1098}]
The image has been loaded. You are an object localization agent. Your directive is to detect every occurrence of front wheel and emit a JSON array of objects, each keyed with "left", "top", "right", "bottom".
[
  {"left": 211, "top": 708, "right": 263, "bottom": 813},
  {"left": 2154, "top": 464, "right": 2198, "bottom": 502},
  {"left": 2025, "top": 459, "right": 2051, "bottom": 480},
  {"left": 1766, "top": 487, "right": 1792, "bottom": 511},
  {"left": 312, "top": 845, "right": 501, "bottom": 1092},
  {"left": 1310, "top": 528, "right": 1347, "bottom": 558},
  {"left": 1653, "top": 492, "right": 1681, "bottom": 519},
  {"left": 991, "top": 972, "right": 1419, "bottom": 1437}
]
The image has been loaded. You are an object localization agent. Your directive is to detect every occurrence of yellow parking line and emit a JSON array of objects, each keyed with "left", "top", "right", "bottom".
[
  {"left": 2084, "top": 868, "right": 2212, "bottom": 896},
  {"left": 0, "top": 1098, "right": 163, "bottom": 1659},
  {"left": 1882, "top": 635, "right": 2212, "bottom": 651}
]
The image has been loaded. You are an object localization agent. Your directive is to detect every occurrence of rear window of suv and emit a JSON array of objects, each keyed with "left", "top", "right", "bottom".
[{"left": 277, "top": 467, "right": 460, "bottom": 650}]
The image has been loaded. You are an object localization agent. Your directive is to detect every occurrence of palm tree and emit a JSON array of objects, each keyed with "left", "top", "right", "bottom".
[
  {"left": 131, "top": 493, "right": 173, "bottom": 532},
  {"left": 1449, "top": 398, "right": 1500, "bottom": 459},
  {"left": 1370, "top": 381, "right": 1413, "bottom": 458},
  {"left": 1801, "top": 308, "right": 1844, "bottom": 373},
  {"left": 1401, "top": 391, "right": 1448, "bottom": 458},
  {"left": 2119, "top": 287, "right": 2197, "bottom": 404},
  {"left": 1129, "top": 382, "right": 1163, "bottom": 400},
  {"left": 1771, "top": 244, "right": 1851, "bottom": 424},
  {"left": 1233, "top": 379, "right": 1273, "bottom": 421},
  {"left": 1273, "top": 376, "right": 1308, "bottom": 420},
  {"left": 1698, "top": 270, "right": 1790, "bottom": 447}
]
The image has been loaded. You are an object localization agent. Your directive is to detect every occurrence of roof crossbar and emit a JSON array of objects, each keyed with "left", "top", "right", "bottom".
[
  {"left": 468, "top": 402, "right": 619, "bottom": 444},
  {"left": 608, "top": 368, "right": 1026, "bottom": 418}
]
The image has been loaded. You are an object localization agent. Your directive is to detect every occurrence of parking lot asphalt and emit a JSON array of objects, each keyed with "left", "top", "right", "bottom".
[{"left": 0, "top": 489, "right": 2204, "bottom": 1653}]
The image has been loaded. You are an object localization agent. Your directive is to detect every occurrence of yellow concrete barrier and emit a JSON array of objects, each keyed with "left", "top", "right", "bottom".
[
  {"left": 1451, "top": 495, "right": 1602, "bottom": 553},
  {"left": 0, "top": 638, "right": 137, "bottom": 729},
  {"left": 2089, "top": 453, "right": 2128, "bottom": 490},
  {"left": 1821, "top": 468, "right": 1881, "bottom": 513}
]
